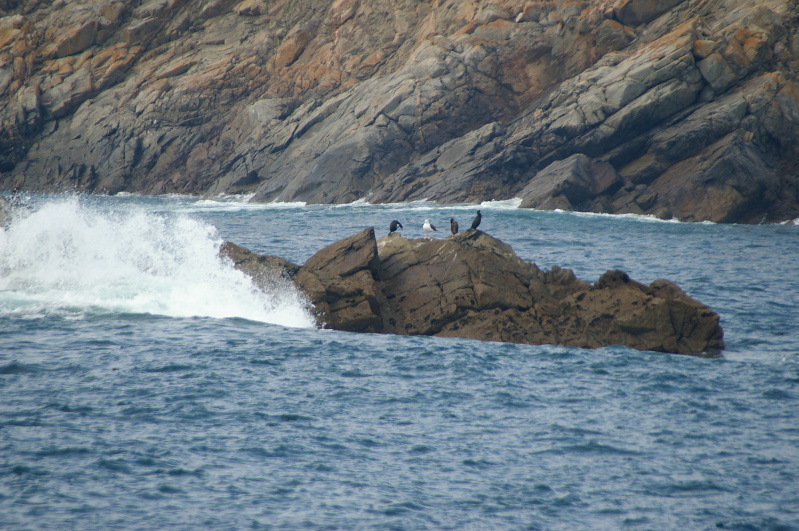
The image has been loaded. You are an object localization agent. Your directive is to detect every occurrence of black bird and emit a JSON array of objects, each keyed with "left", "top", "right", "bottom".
[
  {"left": 450, "top": 218, "right": 459, "bottom": 235},
  {"left": 470, "top": 210, "right": 482, "bottom": 230},
  {"left": 389, "top": 220, "right": 403, "bottom": 235}
]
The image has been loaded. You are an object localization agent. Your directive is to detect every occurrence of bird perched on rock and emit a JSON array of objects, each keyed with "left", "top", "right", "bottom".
[
  {"left": 470, "top": 210, "right": 482, "bottom": 230},
  {"left": 389, "top": 220, "right": 403, "bottom": 235},
  {"left": 450, "top": 218, "right": 459, "bottom": 235},
  {"left": 423, "top": 219, "right": 437, "bottom": 238}
]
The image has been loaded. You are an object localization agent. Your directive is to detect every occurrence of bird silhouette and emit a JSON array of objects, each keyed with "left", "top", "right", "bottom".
[
  {"left": 470, "top": 210, "right": 482, "bottom": 230},
  {"left": 450, "top": 218, "right": 459, "bottom": 235},
  {"left": 389, "top": 220, "right": 403, "bottom": 235}
]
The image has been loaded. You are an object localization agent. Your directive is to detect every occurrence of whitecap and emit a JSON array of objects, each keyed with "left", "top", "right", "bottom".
[
  {"left": 0, "top": 197, "right": 315, "bottom": 328},
  {"left": 550, "top": 208, "right": 683, "bottom": 224},
  {"left": 480, "top": 197, "right": 523, "bottom": 209}
]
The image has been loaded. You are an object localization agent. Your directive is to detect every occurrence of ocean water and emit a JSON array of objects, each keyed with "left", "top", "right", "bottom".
[{"left": 1, "top": 194, "right": 797, "bottom": 530}]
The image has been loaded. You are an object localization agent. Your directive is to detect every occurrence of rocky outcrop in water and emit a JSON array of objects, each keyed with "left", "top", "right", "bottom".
[
  {"left": 1, "top": 0, "right": 798, "bottom": 223},
  {"left": 221, "top": 227, "right": 725, "bottom": 356}
]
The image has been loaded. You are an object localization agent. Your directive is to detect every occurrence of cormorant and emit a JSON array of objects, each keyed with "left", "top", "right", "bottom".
[
  {"left": 470, "top": 210, "right": 482, "bottom": 230},
  {"left": 450, "top": 218, "right": 459, "bottom": 235}
]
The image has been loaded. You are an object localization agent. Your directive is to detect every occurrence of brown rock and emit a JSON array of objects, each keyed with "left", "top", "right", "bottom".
[
  {"left": 376, "top": 229, "right": 542, "bottom": 335},
  {"left": 200, "top": 0, "right": 237, "bottom": 19},
  {"left": 40, "top": 62, "right": 94, "bottom": 118},
  {"left": 516, "top": 3, "right": 548, "bottom": 23},
  {"left": 475, "top": 7, "right": 512, "bottom": 24},
  {"left": 555, "top": 270, "right": 725, "bottom": 354},
  {"left": 45, "top": 20, "right": 98, "bottom": 59},
  {"left": 219, "top": 241, "right": 299, "bottom": 287},
  {"left": 0, "top": 15, "right": 25, "bottom": 49},
  {"left": 235, "top": 0, "right": 265, "bottom": 17},
  {"left": 294, "top": 227, "right": 384, "bottom": 332},
  {"left": 692, "top": 39, "right": 715, "bottom": 59},
  {"left": 122, "top": 18, "right": 161, "bottom": 45},
  {"left": 274, "top": 24, "right": 315, "bottom": 68},
  {"left": 226, "top": 228, "right": 725, "bottom": 356}
]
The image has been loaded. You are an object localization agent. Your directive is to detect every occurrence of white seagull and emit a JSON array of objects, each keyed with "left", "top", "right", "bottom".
[{"left": 423, "top": 219, "right": 437, "bottom": 239}]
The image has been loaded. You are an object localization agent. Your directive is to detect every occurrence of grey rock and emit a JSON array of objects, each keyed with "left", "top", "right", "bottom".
[
  {"left": 518, "top": 153, "right": 622, "bottom": 210},
  {"left": 0, "top": 0, "right": 797, "bottom": 224},
  {"left": 614, "top": 0, "right": 686, "bottom": 26},
  {"left": 697, "top": 53, "right": 738, "bottom": 92},
  {"left": 596, "top": 20, "right": 635, "bottom": 56},
  {"left": 647, "top": 131, "right": 780, "bottom": 223},
  {"left": 0, "top": 195, "right": 9, "bottom": 227}
]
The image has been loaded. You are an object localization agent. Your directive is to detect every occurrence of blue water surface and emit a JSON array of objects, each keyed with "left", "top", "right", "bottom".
[{"left": 1, "top": 194, "right": 797, "bottom": 530}]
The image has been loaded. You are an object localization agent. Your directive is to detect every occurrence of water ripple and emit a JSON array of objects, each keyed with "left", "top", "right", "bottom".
[{"left": 1, "top": 195, "right": 798, "bottom": 530}]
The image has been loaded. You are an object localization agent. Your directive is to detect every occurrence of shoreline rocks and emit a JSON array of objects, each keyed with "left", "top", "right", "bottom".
[
  {"left": 1, "top": 0, "right": 797, "bottom": 223},
  {"left": 221, "top": 227, "right": 725, "bottom": 356}
]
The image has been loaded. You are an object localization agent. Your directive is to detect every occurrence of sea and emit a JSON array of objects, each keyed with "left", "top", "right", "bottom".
[{"left": 1, "top": 193, "right": 797, "bottom": 530}]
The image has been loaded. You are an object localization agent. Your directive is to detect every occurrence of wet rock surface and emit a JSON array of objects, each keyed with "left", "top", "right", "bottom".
[
  {"left": 2, "top": 0, "right": 798, "bottom": 223},
  {"left": 221, "top": 228, "right": 725, "bottom": 356}
]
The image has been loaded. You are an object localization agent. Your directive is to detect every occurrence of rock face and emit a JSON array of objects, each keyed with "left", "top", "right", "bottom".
[
  {"left": 1, "top": 0, "right": 798, "bottom": 223},
  {"left": 221, "top": 228, "right": 725, "bottom": 356},
  {"left": 0, "top": 194, "right": 8, "bottom": 227}
]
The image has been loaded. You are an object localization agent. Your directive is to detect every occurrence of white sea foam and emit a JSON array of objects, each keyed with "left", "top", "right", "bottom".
[
  {"left": 333, "top": 197, "right": 373, "bottom": 207},
  {"left": 551, "top": 208, "right": 683, "bottom": 224},
  {"left": 480, "top": 198, "right": 523, "bottom": 209},
  {"left": 0, "top": 198, "right": 315, "bottom": 327},
  {"left": 180, "top": 196, "right": 306, "bottom": 213}
]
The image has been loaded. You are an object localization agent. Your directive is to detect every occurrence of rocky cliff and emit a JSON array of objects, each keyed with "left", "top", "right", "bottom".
[
  {"left": 1, "top": 0, "right": 798, "bottom": 223},
  {"left": 221, "top": 227, "right": 725, "bottom": 356}
]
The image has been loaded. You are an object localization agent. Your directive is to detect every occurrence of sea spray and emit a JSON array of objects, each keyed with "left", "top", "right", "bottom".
[{"left": 0, "top": 197, "right": 315, "bottom": 327}]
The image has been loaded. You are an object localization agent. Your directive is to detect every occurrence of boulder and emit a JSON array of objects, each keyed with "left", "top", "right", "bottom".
[
  {"left": 222, "top": 228, "right": 725, "bottom": 356},
  {"left": 376, "top": 229, "right": 550, "bottom": 336},
  {"left": 219, "top": 240, "right": 299, "bottom": 292},
  {"left": 293, "top": 227, "right": 385, "bottom": 333},
  {"left": 199, "top": 0, "right": 238, "bottom": 19}
]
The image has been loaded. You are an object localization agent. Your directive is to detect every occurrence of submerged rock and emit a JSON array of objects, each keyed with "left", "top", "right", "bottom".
[{"left": 221, "top": 228, "right": 724, "bottom": 356}]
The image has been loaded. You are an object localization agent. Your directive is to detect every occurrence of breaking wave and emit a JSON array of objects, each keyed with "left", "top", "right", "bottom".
[{"left": 0, "top": 197, "right": 314, "bottom": 327}]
